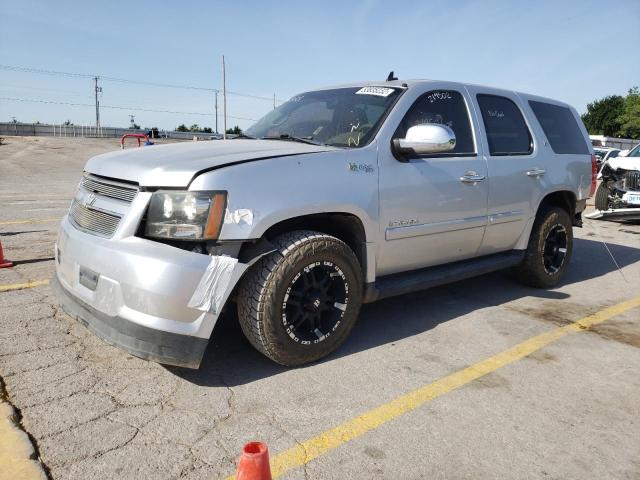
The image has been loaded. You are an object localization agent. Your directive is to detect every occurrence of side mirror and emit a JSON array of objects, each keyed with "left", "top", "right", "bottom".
[{"left": 392, "top": 124, "right": 456, "bottom": 160}]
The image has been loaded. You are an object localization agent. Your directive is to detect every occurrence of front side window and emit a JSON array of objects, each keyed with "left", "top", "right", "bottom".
[
  {"left": 394, "top": 90, "right": 475, "bottom": 155},
  {"left": 528, "top": 101, "right": 589, "bottom": 155},
  {"left": 245, "top": 87, "right": 402, "bottom": 148},
  {"left": 477, "top": 94, "right": 532, "bottom": 155}
]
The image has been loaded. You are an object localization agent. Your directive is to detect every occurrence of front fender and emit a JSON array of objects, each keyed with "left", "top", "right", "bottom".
[{"left": 188, "top": 146, "right": 380, "bottom": 243}]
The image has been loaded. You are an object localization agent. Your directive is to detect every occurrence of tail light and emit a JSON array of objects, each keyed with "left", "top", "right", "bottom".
[{"left": 589, "top": 154, "right": 597, "bottom": 197}]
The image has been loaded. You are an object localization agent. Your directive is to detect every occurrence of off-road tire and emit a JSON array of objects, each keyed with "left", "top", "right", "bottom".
[
  {"left": 512, "top": 206, "right": 573, "bottom": 288},
  {"left": 594, "top": 183, "right": 610, "bottom": 211},
  {"left": 237, "top": 230, "right": 363, "bottom": 366}
]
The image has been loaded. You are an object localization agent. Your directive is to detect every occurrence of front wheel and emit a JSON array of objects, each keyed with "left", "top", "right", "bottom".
[
  {"left": 594, "top": 183, "right": 610, "bottom": 211},
  {"left": 512, "top": 206, "right": 573, "bottom": 288},
  {"left": 237, "top": 230, "right": 363, "bottom": 366}
]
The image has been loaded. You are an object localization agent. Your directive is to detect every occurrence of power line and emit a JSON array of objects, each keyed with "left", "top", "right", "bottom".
[
  {"left": 101, "top": 75, "right": 216, "bottom": 92},
  {"left": 0, "top": 96, "right": 257, "bottom": 121},
  {"left": 0, "top": 64, "right": 287, "bottom": 102},
  {"left": 0, "top": 65, "right": 93, "bottom": 79},
  {"left": 227, "top": 90, "right": 286, "bottom": 102}
]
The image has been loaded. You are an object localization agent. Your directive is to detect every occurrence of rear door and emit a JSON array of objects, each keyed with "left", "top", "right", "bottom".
[{"left": 466, "top": 88, "right": 542, "bottom": 255}]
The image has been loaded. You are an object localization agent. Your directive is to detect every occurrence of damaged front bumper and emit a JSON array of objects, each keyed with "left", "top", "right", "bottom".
[
  {"left": 54, "top": 216, "right": 247, "bottom": 368},
  {"left": 584, "top": 207, "right": 640, "bottom": 221}
]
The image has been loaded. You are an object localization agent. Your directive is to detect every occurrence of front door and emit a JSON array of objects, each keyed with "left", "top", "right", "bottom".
[{"left": 377, "top": 87, "right": 489, "bottom": 276}]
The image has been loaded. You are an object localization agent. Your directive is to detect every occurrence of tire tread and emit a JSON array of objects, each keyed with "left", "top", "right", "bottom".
[{"left": 237, "top": 230, "right": 362, "bottom": 366}]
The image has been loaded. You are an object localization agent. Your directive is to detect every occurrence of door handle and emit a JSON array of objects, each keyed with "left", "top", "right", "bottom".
[
  {"left": 460, "top": 173, "right": 486, "bottom": 184},
  {"left": 526, "top": 168, "right": 546, "bottom": 177}
]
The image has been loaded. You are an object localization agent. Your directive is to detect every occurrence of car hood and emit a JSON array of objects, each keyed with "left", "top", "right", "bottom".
[
  {"left": 85, "top": 140, "right": 338, "bottom": 187},
  {"left": 607, "top": 156, "right": 640, "bottom": 172}
]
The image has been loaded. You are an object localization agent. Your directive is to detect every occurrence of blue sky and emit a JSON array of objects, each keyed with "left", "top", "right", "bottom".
[{"left": 1, "top": 0, "right": 638, "bottom": 130}]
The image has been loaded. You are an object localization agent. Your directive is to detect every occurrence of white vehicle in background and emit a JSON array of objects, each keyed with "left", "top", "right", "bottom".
[{"left": 588, "top": 142, "right": 640, "bottom": 221}]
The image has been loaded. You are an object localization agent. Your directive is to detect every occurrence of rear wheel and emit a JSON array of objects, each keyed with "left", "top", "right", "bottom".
[
  {"left": 237, "top": 230, "right": 362, "bottom": 366},
  {"left": 595, "top": 183, "right": 610, "bottom": 211},
  {"left": 512, "top": 206, "right": 573, "bottom": 288}
]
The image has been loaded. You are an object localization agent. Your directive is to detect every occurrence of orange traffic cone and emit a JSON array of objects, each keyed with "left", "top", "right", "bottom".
[
  {"left": 0, "top": 240, "right": 12, "bottom": 268},
  {"left": 235, "top": 442, "right": 272, "bottom": 480}
]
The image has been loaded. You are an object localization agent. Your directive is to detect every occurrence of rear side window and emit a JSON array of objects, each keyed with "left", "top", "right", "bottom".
[
  {"left": 477, "top": 94, "right": 532, "bottom": 155},
  {"left": 395, "top": 90, "right": 475, "bottom": 155},
  {"left": 528, "top": 101, "right": 589, "bottom": 154}
]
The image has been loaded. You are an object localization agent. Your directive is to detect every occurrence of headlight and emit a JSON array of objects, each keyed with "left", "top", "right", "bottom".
[{"left": 145, "top": 191, "right": 226, "bottom": 240}]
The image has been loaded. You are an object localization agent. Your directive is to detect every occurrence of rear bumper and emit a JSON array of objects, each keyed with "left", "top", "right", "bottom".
[{"left": 52, "top": 275, "right": 207, "bottom": 368}]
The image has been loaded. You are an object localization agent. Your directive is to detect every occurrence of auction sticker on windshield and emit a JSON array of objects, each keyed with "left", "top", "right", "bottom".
[{"left": 355, "top": 86, "right": 395, "bottom": 97}]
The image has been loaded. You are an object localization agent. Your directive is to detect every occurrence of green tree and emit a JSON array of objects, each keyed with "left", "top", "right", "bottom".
[
  {"left": 581, "top": 95, "right": 624, "bottom": 136},
  {"left": 176, "top": 124, "right": 189, "bottom": 132},
  {"left": 202, "top": 127, "right": 212, "bottom": 133},
  {"left": 131, "top": 123, "right": 140, "bottom": 130},
  {"left": 189, "top": 124, "right": 200, "bottom": 132},
  {"left": 617, "top": 87, "right": 640, "bottom": 139},
  {"left": 225, "top": 125, "right": 242, "bottom": 135}
]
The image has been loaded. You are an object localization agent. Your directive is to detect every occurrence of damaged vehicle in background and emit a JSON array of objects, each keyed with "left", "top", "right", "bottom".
[{"left": 587, "top": 143, "right": 640, "bottom": 221}]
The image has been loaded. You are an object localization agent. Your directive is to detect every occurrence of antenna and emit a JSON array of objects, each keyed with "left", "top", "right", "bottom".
[{"left": 386, "top": 71, "right": 398, "bottom": 81}]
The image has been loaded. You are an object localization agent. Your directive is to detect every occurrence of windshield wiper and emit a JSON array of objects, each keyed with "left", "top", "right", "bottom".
[{"left": 261, "top": 134, "right": 322, "bottom": 146}]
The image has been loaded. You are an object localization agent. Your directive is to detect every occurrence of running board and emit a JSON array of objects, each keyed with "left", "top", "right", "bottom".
[{"left": 363, "top": 250, "right": 525, "bottom": 303}]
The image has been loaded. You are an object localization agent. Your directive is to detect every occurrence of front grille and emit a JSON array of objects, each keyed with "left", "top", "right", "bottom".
[
  {"left": 624, "top": 171, "right": 640, "bottom": 191},
  {"left": 69, "top": 200, "right": 121, "bottom": 238},
  {"left": 81, "top": 174, "right": 138, "bottom": 203}
]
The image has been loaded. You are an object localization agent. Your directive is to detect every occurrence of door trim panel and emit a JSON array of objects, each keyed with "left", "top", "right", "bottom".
[
  {"left": 488, "top": 209, "right": 525, "bottom": 225},
  {"left": 385, "top": 215, "right": 487, "bottom": 241}
]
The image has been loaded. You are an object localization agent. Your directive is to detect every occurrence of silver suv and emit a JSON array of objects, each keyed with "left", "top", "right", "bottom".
[{"left": 53, "top": 79, "right": 595, "bottom": 368}]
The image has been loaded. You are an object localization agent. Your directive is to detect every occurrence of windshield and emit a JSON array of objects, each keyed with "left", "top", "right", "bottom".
[
  {"left": 246, "top": 86, "right": 402, "bottom": 148},
  {"left": 628, "top": 144, "right": 640, "bottom": 157}
]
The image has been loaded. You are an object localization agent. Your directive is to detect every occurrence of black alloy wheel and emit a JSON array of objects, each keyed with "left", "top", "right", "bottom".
[
  {"left": 542, "top": 224, "right": 568, "bottom": 275},
  {"left": 282, "top": 261, "right": 349, "bottom": 345}
]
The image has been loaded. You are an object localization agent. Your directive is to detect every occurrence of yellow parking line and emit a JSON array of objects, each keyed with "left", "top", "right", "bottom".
[
  {"left": 0, "top": 279, "right": 49, "bottom": 293},
  {"left": 225, "top": 295, "right": 640, "bottom": 479},
  {"left": 0, "top": 218, "right": 59, "bottom": 226}
]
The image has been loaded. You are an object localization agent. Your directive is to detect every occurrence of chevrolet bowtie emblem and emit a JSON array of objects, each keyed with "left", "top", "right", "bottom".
[{"left": 83, "top": 192, "right": 97, "bottom": 208}]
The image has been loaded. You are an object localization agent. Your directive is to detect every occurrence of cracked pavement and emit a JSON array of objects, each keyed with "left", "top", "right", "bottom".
[{"left": 1, "top": 136, "right": 640, "bottom": 479}]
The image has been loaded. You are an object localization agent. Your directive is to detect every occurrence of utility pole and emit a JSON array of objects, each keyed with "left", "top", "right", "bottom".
[
  {"left": 94, "top": 76, "right": 102, "bottom": 135},
  {"left": 129, "top": 114, "right": 135, "bottom": 129},
  {"left": 222, "top": 55, "right": 227, "bottom": 139},
  {"left": 214, "top": 91, "right": 218, "bottom": 134}
]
